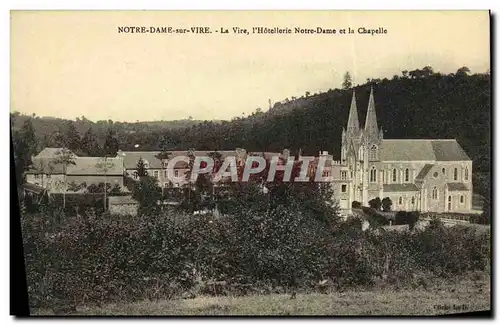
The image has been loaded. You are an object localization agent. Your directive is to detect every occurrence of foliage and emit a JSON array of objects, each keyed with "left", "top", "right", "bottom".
[
  {"left": 342, "top": 71, "right": 353, "bottom": 90},
  {"left": 352, "top": 201, "right": 362, "bottom": 209},
  {"left": 381, "top": 197, "right": 392, "bottom": 212},
  {"left": 12, "top": 119, "right": 38, "bottom": 184},
  {"left": 394, "top": 211, "right": 420, "bottom": 230},
  {"left": 22, "top": 207, "right": 490, "bottom": 310},
  {"left": 131, "top": 176, "right": 162, "bottom": 214},
  {"left": 368, "top": 197, "right": 382, "bottom": 210},
  {"left": 136, "top": 158, "right": 148, "bottom": 177}
]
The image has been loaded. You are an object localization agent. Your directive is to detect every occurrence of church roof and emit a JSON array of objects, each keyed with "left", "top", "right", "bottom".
[
  {"left": 35, "top": 147, "right": 77, "bottom": 158},
  {"left": 415, "top": 164, "right": 434, "bottom": 181},
  {"left": 346, "top": 90, "right": 361, "bottom": 136},
  {"left": 380, "top": 139, "right": 471, "bottom": 161},
  {"left": 363, "top": 87, "right": 379, "bottom": 137},
  {"left": 383, "top": 183, "right": 419, "bottom": 192},
  {"left": 447, "top": 183, "right": 469, "bottom": 191}
]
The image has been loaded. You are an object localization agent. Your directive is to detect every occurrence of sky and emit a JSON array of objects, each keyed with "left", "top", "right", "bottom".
[{"left": 10, "top": 10, "right": 490, "bottom": 122}]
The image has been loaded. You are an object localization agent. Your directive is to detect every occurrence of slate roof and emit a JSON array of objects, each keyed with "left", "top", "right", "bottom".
[
  {"left": 415, "top": 164, "right": 434, "bottom": 181},
  {"left": 380, "top": 140, "right": 471, "bottom": 162},
  {"left": 447, "top": 183, "right": 469, "bottom": 191},
  {"left": 27, "top": 157, "right": 124, "bottom": 175},
  {"left": 383, "top": 183, "right": 419, "bottom": 192},
  {"left": 35, "top": 148, "right": 77, "bottom": 158},
  {"left": 118, "top": 150, "right": 283, "bottom": 169}
]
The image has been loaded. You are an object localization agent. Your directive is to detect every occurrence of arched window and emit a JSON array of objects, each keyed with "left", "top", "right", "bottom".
[
  {"left": 442, "top": 168, "right": 446, "bottom": 175},
  {"left": 454, "top": 168, "right": 458, "bottom": 181},
  {"left": 370, "top": 166, "right": 377, "bottom": 182},
  {"left": 464, "top": 167, "right": 469, "bottom": 181},
  {"left": 398, "top": 196, "right": 403, "bottom": 205},
  {"left": 369, "top": 145, "right": 378, "bottom": 161},
  {"left": 411, "top": 196, "right": 415, "bottom": 205},
  {"left": 392, "top": 169, "right": 397, "bottom": 182},
  {"left": 432, "top": 187, "right": 438, "bottom": 200},
  {"left": 460, "top": 195, "right": 464, "bottom": 204},
  {"left": 404, "top": 168, "right": 410, "bottom": 182}
]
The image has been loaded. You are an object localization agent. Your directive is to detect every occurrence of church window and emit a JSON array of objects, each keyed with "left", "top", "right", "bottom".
[
  {"left": 464, "top": 167, "right": 469, "bottom": 181},
  {"left": 369, "top": 145, "right": 378, "bottom": 161},
  {"left": 133, "top": 171, "right": 138, "bottom": 180},
  {"left": 442, "top": 168, "right": 446, "bottom": 175},
  {"left": 432, "top": 187, "right": 438, "bottom": 200},
  {"left": 453, "top": 168, "right": 458, "bottom": 181},
  {"left": 153, "top": 171, "right": 159, "bottom": 179},
  {"left": 448, "top": 196, "right": 452, "bottom": 210},
  {"left": 433, "top": 172, "right": 438, "bottom": 178},
  {"left": 392, "top": 169, "right": 397, "bottom": 182},
  {"left": 370, "top": 167, "right": 377, "bottom": 182},
  {"left": 341, "top": 171, "right": 347, "bottom": 180},
  {"left": 341, "top": 184, "right": 347, "bottom": 193},
  {"left": 404, "top": 168, "right": 409, "bottom": 182},
  {"left": 398, "top": 196, "right": 403, "bottom": 205},
  {"left": 411, "top": 196, "right": 415, "bottom": 205},
  {"left": 460, "top": 195, "right": 464, "bottom": 204}
]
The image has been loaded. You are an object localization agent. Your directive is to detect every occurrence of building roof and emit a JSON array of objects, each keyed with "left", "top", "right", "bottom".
[
  {"left": 383, "top": 183, "right": 419, "bottom": 192},
  {"left": 22, "top": 183, "right": 46, "bottom": 195},
  {"left": 380, "top": 139, "right": 471, "bottom": 162},
  {"left": 27, "top": 157, "right": 124, "bottom": 175},
  {"left": 117, "top": 149, "right": 283, "bottom": 169},
  {"left": 447, "top": 183, "right": 469, "bottom": 191},
  {"left": 108, "top": 195, "right": 138, "bottom": 205},
  {"left": 35, "top": 147, "right": 77, "bottom": 159},
  {"left": 415, "top": 164, "right": 434, "bottom": 181}
]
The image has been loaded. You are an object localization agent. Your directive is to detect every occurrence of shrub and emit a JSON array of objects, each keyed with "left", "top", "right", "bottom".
[
  {"left": 21, "top": 205, "right": 490, "bottom": 309},
  {"left": 352, "top": 201, "right": 362, "bottom": 209}
]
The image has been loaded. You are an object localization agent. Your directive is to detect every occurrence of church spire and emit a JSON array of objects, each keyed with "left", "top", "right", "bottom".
[
  {"left": 364, "top": 87, "right": 379, "bottom": 138},
  {"left": 346, "top": 90, "right": 360, "bottom": 136}
]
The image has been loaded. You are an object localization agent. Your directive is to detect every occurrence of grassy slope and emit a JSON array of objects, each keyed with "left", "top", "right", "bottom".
[{"left": 38, "top": 274, "right": 490, "bottom": 316}]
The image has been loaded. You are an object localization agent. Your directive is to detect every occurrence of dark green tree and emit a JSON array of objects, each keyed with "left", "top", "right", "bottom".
[
  {"left": 381, "top": 197, "right": 393, "bottom": 212},
  {"left": 368, "top": 197, "right": 382, "bottom": 210},
  {"left": 342, "top": 71, "right": 353, "bottom": 90},
  {"left": 136, "top": 157, "right": 148, "bottom": 178},
  {"left": 64, "top": 121, "right": 80, "bottom": 151},
  {"left": 103, "top": 128, "right": 119, "bottom": 157},
  {"left": 12, "top": 118, "right": 38, "bottom": 185},
  {"left": 81, "top": 127, "right": 101, "bottom": 156}
]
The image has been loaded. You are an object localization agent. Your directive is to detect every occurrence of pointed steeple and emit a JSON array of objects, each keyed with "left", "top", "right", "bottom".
[
  {"left": 346, "top": 90, "right": 360, "bottom": 136},
  {"left": 364, "top": 87, "right": 379, "bottom": 138}
]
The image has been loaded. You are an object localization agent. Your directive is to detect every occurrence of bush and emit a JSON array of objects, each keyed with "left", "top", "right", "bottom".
[
  {"left": 21, "top": 205, "right": 490, "bottom": 310},
  {"left": 352, "top": 201, "right": 362, "bottom": 209}
]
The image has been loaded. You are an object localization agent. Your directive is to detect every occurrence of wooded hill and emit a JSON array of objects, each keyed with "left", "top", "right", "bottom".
[{"left": 11, "top": 66, "right": 491, "bottom": 183}]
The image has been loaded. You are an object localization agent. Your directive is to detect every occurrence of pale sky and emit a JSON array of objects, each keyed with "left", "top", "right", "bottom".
[{"left": 10, "top": 10, "right": 490, "bottom": 122}]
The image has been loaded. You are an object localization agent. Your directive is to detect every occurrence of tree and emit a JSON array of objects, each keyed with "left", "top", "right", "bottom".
[
  {"left": 368, "top": 197, "right": 382, "bottom": 210},
  {"left": 132, "top": 176, "right": 162, "bottom": 214},
  {"left": 456, "top": 66, "right": 471, "bottom": 77},
  {"left": 81, "top": 127, "right": 101, "bottom": 156},
  {"left": 12, "top": 118, "right": 38, "bottom": 188},
  {"left": 52, "top": 148, "right": 76, "bottom": 210},
  {"left": 342, "top": 71, "right": 353, "bottom": 90},
  {"left": 64, "top": 121, "right": 80, "bottom": 151},
  {"left": 136, "top": 157, "right": 148, "bottom": 178},
  {"left": 381, "top": 197, "right": 393, "bottom": 212},
  {"left": 103, "top": 128, "right": 119, "bottom": 157},
  {"left": 352, "top": 201, "right": 362, "bottom": 209},
  {"left": 155, "top": 135, "right": 173, "bottom": 198}
]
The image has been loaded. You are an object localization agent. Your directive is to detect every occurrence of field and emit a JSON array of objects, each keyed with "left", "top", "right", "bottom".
[{"left": 35, "top": 273, "right": 490, "bottom": 316}]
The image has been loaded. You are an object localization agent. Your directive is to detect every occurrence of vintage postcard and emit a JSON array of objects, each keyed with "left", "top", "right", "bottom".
[{"left": 10, "top": 10, "right": 491, "bottom": 316}]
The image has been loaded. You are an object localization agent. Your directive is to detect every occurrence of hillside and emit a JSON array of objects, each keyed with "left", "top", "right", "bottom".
[{"left": 11, "top": 67, "right": 491, "bottom": 195}]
